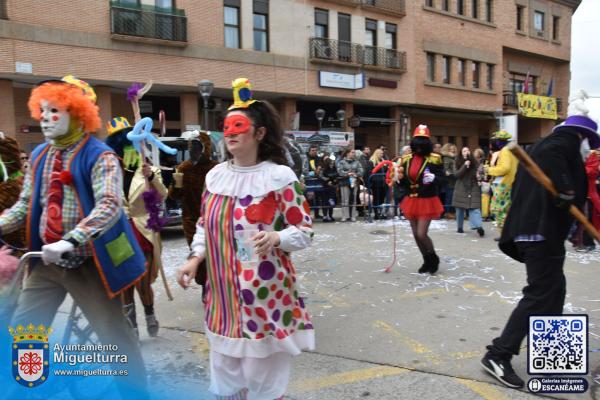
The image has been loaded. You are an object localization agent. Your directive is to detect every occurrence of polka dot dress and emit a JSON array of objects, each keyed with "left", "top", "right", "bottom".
[{"left": 201, "top": 178, "right": 314, "bottom": 355}]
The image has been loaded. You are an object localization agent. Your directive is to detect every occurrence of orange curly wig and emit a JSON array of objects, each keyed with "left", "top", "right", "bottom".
[{"left": 28, "top": 83, "right": 101, "bottom": 133}]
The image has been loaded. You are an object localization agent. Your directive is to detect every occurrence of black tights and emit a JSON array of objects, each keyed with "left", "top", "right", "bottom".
[{"left": 409, "top": 219, "right": 434, "bottom": 255}]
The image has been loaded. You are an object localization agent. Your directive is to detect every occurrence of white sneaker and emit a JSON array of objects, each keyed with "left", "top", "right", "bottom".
[
  {"left": 341, "top": 218, "right": 347, "bottom": 222},
  {"left": 351, "top": 217, "right": 357, "bottom": 222}
]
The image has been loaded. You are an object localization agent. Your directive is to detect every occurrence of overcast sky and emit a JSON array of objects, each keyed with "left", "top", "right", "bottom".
[{"left": 571, "top": 0, "right": 600, "bottom": 120}]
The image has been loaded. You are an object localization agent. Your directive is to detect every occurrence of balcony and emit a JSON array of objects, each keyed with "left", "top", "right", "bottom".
[
  {"left": 503, "top": 91, "right": 563, "bottom": 114},
  {"left": 110, "top": 0, "right": 187, "bottom": 44},
  {"left": 360, "top": 0, "right": 406, "bottom": 17},
  {"left": 310, "top": 37, "right": 407, "bottom": 73},
  {"left": 321, "top": 0, "right": 360, "bottom": 6}
]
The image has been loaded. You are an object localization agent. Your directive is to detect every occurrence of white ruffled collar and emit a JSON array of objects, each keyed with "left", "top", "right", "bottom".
[{"left": 205, "top": 160, "right": 297, "bottom": 197}]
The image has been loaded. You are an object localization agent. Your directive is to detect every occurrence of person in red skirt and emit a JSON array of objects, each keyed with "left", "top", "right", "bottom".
[{"left": 399, "top": 125, "right": 445, "bottom": 274}]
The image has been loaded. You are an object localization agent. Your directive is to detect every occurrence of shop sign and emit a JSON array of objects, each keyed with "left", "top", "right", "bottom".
[{"left": 319, "top": 71, "right": 364, "bottom": 90}]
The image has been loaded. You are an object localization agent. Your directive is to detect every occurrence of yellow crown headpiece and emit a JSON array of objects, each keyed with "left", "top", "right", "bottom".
[
  {"left": 106, "top": 116, "right": 132, "bottom": 137},
  {"left": 228, "top": 78, "right": 258, "bottom": 110},
  {"left": 9, "top": 324, "right": 53, "bottom": 343}
]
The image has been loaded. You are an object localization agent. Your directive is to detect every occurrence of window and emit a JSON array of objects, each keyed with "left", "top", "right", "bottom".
[
  {"left": 485, "top": 0, "right": 492, "bottom": 22},
  {"left": 385, "top": 23, "right": 398, "bottom": 68},
  {"left": 156, "top": 0, "right": 173, "bottom": 8},
  {"left": 365, "top": 19, "right": 377, "bottom": 65},
  {"left": 472, "top": 61, "right": 480, "bottom": 88},
  {"left": 385, "top": 23, "right": 397, "bottom": 49},
  {"left": 338, "top": 13, "right": 352, "bottom": 62},
  {"left": 253, "top": 13, "right": 268, "bottom": 51},
  {"left": 509, "top": 73, "right": 537, "bottom": 95},
  {"left": 426, "top": 53, "right": 436, "bottom": 81},
  {"left": 457, "top": 0, "right": 464, "bottom": 15},
  {"left": 253, "top": 0, "right": 269, "bottom": 52},
  {"left": 457, "top": 59, "right": 466, "bottom": 86},
  {"left": 516, "top": 6, "right": 524, "bottom": 31},
  {"left": 425, "top": 0, "right": 433, "bottom": 6},
  {"left": 442, "top": 0, "right": 449, "bottom": 11},
  {"left": 224, "top": 6, "right": 240, "bottom": 48},
  {"left": 461, "top": 136, "right": 469, "bottom": 148},
  {"left": 534, "top": 11, "right": 544, "bottom": 31},
  {"left": 314, "top": 8, "right": 328, "bottom": 38},
  {"left": 486, "top": 64, "right": 494, "bottom": 90},
  {"left": 442, "top": 56, "right": 451, "bottom": 84},
  {"left": 552, "top": 16, "right": 560, "bottom": 40},
  {"left": 472, "top": 0, "right": 478, "bottom": 18}
]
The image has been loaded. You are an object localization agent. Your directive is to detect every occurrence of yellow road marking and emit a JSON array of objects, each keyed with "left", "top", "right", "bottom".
[
  {"left": 456, "top": 378, "right": 511, "bottom": 400},
  {"left": 373, "top": 320, "right": 441, "bottom": 364},
  {"left": 189, "top": 331, "right": 210, "bottom": 356},
  {"left": 290, "top": 365, "right": 410, "bottom": 392}
]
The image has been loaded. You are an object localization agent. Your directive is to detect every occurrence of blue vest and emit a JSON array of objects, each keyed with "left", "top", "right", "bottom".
[{"left": 28, "top": 135, "right": 146, "bottom": 298}]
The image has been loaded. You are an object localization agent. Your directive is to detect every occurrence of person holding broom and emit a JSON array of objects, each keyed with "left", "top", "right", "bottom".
[{"left": 480, "top": 89, "right": 600, "bottom": 388}]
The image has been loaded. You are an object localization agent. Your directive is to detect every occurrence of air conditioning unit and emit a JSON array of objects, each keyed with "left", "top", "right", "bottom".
[{"left": 315, "top": 45, "right": 333, "bottom": 60}]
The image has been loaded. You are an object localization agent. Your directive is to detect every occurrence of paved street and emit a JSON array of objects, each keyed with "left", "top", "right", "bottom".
[{"left": 133, "top": 218, "right": 599, "bottom": 399}]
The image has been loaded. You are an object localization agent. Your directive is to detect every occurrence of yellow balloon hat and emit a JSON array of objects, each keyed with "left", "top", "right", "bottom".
[
  {"left": 228, "top": 78, "right": 258, "bottom": 110},
  {"left": 61, "top": 74, "right": 97, "bottom": 104}
]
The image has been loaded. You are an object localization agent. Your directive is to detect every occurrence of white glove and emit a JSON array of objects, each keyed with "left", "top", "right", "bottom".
[
  {"left": 423, "top": 172, "right": 435, "bottom": 184},
  {"left": 42, "top": 240, "right": 74, "bottom": 265}
]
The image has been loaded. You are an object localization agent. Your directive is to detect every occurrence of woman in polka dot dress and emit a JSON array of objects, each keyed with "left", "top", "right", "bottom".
[{"left": 177, "top": 78, "right": 314, "bottom": 400}]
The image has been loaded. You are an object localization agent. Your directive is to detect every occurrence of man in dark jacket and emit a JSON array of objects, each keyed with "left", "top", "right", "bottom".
[{"left": 480, "top": 110, "right": 599, "bottom": 388}]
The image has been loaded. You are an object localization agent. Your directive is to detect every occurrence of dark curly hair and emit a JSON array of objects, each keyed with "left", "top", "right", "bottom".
[
  {"left": 226, "top": 101, "right": 288, "bottom": 166},
  {"left": 410, "top": 136, "right": 433, "bottom": 156}
]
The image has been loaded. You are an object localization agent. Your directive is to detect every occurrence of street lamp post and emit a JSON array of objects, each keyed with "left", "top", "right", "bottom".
[
  {"left": 198, "top": 79, "right": 214, "bottom": 131},
  {"left": 400, "top": 114, "right": 409, "bottom": 147},
  {"left": 315, "top": 109, "right": 325, "bottom": 131}
]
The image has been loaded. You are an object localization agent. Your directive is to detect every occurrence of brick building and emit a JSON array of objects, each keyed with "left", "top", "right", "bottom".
[{"left": 0, "top": 0, "right": 580, "bottom": 153}]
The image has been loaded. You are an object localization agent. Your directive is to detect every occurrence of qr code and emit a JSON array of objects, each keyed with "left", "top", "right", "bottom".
[{"left": 528, "top": 315, "right": 587, "bottom": 374}]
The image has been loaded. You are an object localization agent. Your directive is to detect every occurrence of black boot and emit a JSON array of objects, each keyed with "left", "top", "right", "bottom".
[
  {"left": 418, "top": 253, "right": 429, "bottom": 274},
  {"left": 428, "top": 252, "right": 440, "bottom": 275}
]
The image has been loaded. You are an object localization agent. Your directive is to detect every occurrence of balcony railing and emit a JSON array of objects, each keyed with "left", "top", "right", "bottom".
[
  {"left": 310, "top": 37, "right": 407, "bottom": 72},
  {"left": 321, "top": 0, "right": 360, "bottom": 6},
  {"left": 503, "top": 91, "right": 563, "bottom": 113},
  {"left": 360, "top": 0, "right": 406, "bottom": 17},
  {"left": 110, "top": 0, "right": 187, "bottom": 43}
]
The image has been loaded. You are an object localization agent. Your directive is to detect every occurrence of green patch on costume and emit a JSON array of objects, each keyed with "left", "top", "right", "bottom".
[{"left": 105, "top": 233, "right": 136, "bottom": 267}]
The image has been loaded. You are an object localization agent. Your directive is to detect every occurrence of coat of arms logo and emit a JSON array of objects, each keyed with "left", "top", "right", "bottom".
[{"left": 9, "top": 324, "right": 52, "bottom": 388}]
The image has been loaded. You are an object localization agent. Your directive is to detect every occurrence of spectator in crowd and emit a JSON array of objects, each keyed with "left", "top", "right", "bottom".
[
  {"left": 440, "top": 143, "right": 458, "bottom": 219},
  {"left": 320, "top": 154, "right": 339, "bottom": 222},
  {"left": 433, "top": 143, "right": 442, "bottom": 155},
  {"left": 369, "top": 148, "right": 388, "bottom": 219},
  {"left": 474, "top": 148, "right": 492, "bottom": 221},
  {"left": 379, "top": 144, "right": 390, "bottom": 160},
  {"left": 357, "top": 146, "right": 372, "bottom": 217},
  {"left": 303, "top": 145, "right": 324, "bottom": 220},
  {"left": 338, "top": 148, "right": 364, "bottom": 222},
  {"left": 19, "top": 151, "right": 30, "bottom": 174},
  {"left": 452, "top": 147, "right": 485, "bottom": 237}
]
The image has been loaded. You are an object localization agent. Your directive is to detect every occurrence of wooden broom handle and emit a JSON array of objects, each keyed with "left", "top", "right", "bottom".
[{"left": 507, "top": 142, "right": 600, "bottom": 243}]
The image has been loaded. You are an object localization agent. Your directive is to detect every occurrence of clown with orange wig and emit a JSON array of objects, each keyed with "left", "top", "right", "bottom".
[{"left": 0, "top": 75, "right": 148, "bottom": 396}]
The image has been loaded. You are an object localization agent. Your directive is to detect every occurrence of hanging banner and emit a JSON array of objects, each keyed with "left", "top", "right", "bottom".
[{"left": 517, "top": 93, "right": 558, "bottom": 120}]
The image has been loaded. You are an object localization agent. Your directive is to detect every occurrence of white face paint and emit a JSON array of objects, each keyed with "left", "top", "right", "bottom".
[{"left": 40, "top": 100, "right": 70, "bottom": 140}]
